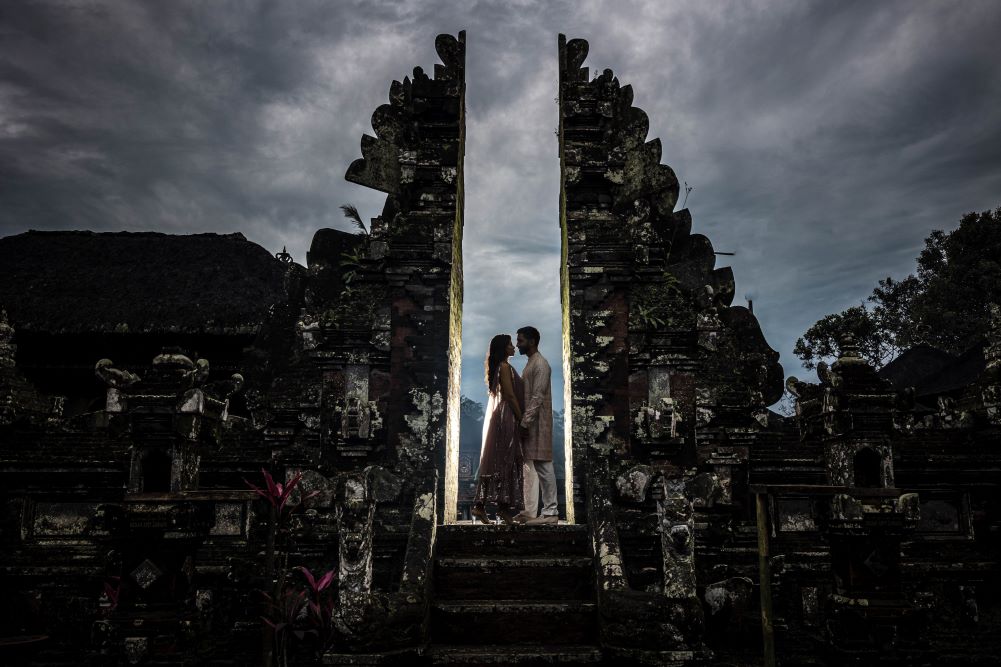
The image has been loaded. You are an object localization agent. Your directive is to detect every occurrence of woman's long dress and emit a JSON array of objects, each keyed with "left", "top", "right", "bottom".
[{"left": 473, "top": 365, "right": 525, "bottom": 512}]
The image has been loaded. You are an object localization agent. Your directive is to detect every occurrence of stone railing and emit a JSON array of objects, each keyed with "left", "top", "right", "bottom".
[
  {"left": 587, "top": 458, "right": 703, "bottom": 656},
  {"left": 325, "top": 469, "right": 436, "bottom": 656}
]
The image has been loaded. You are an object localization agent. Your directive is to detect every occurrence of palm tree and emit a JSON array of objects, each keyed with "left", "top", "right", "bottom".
[{"left": 340, "top": 204, "right": 368, "bottom": 235}]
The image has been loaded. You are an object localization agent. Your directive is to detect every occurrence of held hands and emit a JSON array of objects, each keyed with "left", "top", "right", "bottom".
[{"left": 519, "top": 426, "right": 530, "bottom": 441}]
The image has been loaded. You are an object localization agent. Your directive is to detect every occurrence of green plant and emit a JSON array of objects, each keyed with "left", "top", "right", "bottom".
[
  {"left": 631, "top": 273, "right": 686, "bottom": 330},
  {"left": 634, "top": 303, "right": 666, "bottom": 329},
  {"left": 339, "top": 248, "right": 365, "bottom": 286}
]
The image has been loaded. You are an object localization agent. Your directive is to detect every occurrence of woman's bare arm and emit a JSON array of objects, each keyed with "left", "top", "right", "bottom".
[{"left": 498, "top": 363, "right": 523, "bottom": 422}]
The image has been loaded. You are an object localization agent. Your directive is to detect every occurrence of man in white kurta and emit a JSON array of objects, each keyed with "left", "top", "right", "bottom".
[{"left": 516, "top": 327, "right": 558, "bottom": 524}]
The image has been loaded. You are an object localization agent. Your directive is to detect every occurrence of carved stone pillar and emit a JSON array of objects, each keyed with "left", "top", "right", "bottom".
[
  {"left": 657, "top": 477, "right": 696, "bottom": 599},
  {"left": 335, "top": 473, "right": 376, "bottom": 637},
  {"left": 559, "top": 33, "right": 782, "bottom": 656}
]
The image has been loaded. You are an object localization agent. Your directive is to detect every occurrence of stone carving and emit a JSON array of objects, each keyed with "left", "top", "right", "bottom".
[
  {"left": 0, "top": 309, "right": 51, "bottom": 424},
  {"left": 981, "top": 305, "right": 1001, "bottom": 425},
  {"left": 615, "top": 464, "right": 654, "bottom": 502},
  {"left": 0, "top": 308, "right": 15, "bottom": 368},
  {"left": 559, "top": 31, "right": 783, "bottom": 657},
  {"left": 335, "top": 473, "right": 377, "bottom": 638},
  {"left": 704, "top": 577, "right": 754, "bottom": 616},
  {"left": 123, "top": 636, "right": 149, "bottom": 665},
  {"left": 130, "top": 558, "right": 163, "bottom": 590},
  {"left": 657, "top": 478, "right": 696, "bottom": 599}
]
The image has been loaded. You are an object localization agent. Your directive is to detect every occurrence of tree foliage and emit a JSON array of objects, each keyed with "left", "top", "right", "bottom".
[{"left": 795, "top": 206, "right": 1001, "bottom": 370}]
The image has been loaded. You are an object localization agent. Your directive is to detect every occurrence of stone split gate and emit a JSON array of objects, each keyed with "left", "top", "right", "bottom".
[{"left": 1, "top": 30, "right": 999, "bottom": 667}]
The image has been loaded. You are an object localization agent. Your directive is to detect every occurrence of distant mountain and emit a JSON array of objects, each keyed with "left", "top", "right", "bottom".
[{"left": 459, "top": 396, "right": 565, "bottom": 480}]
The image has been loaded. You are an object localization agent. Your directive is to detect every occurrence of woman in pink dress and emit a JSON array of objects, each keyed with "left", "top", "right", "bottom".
[{"left": 471, "top": 334, "right": 525, "bottom": 525}]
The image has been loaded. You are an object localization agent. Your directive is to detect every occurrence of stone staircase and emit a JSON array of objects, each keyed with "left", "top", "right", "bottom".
[{"left": 429, "top": 523, "right": 602, "bottom": 666}]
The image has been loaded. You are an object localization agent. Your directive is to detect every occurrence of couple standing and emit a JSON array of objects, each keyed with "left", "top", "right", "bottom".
[{"left": 471, "top": 326, "right": 558, "bottom": 526}]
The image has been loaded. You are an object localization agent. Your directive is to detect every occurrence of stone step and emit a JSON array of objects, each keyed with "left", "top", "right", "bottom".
[
  {"left": 430, "top": 645, "right": 603, "bottom": 666},
  {"left": 431, "top": 600, "right": 598, "bottom": 646},
  {"left": 436, "top": 524, "right": 590, "bottom": 558},
  {"left": 435, "top": 556, "right": 594, "bottom": 601}
]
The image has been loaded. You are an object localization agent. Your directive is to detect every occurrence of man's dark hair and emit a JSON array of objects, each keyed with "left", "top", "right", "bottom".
[{"left": 517, "top": 326, "right": 541, "bottom": 346}]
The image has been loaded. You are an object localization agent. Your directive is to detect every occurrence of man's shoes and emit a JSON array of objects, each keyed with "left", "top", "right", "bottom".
[
  {"left": 525, "top": 515, "right": 558, "bottom": 525},
  {"left": 512, "top": 511, "right": 533, "bottom": 524}
]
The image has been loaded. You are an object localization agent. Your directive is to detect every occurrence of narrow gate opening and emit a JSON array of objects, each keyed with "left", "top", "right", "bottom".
[{"left": 447, "top": 40, "right": 574, "bottom": 523}]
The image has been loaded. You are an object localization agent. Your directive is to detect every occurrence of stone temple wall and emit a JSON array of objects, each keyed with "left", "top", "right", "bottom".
[
  {"left": 0, "top": 32, "right": 466, "bottom": 664},
  {"left": 557, "top": 32, "right": 1001, "bottom": 666},
  {"left": 342, "top": 30, "right": 466, "bottom": 526},
  {"left": 559, "top": 32, "right": 784, "bottom": 660}
]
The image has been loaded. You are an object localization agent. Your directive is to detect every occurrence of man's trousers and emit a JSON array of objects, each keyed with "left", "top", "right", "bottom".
[{"left": 523, "top": 459, "right": 558, "bottom": 517}]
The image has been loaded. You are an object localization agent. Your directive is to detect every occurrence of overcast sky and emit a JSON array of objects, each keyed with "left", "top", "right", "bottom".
[{"left": 3, "top": 1, "right": 1001, "bottom": 412}]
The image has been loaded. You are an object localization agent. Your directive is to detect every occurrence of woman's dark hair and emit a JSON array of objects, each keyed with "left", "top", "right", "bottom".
[{"left": 485, "top": 334, "right": 511, "bottom": 395}]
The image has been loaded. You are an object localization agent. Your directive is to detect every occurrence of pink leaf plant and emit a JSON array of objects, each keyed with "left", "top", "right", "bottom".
[
  {"left": 299, "top": 566, "right": 338, "bottom": 648},
  {"left": 101, "top": 576, "right": 122, "bottom": 615},
  {"left": 245, "top": 469, "right": 328, "bottom": 658},
  {"left": 260, "top": 586, "right": 306, "bottom": 636},
  {"left": 299, "top": 566, "right": 335, "bottom": 595},
  {"left": 244, "top": 468, "right": 320, "bottom": 513}
]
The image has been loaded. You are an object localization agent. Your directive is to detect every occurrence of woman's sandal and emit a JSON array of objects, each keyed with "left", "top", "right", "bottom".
[
  {"left": 470, "top": 506, "right": 491, "bottom": 525},
  {"left": 497, "top": 508, "right": 517, "bottom": 525}
]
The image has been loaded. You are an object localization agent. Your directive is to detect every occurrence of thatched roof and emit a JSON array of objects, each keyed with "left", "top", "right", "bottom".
[
  {"left": 0, "top": 230, "right": 292, "bottom": 334},
  {"left": 878, "top": 343, "right": 986, "bottom": 396}
]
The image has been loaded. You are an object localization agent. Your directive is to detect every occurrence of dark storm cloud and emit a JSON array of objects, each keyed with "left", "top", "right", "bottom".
[
  {"left": 3, "top": 1, "right": 1001, "bottom": 410},
  {"left": 625, "top": 1, "right": 1001, "bottom": 388},
  {"left": 0, "top": 0, "right": 427, "bottom": 244}
]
